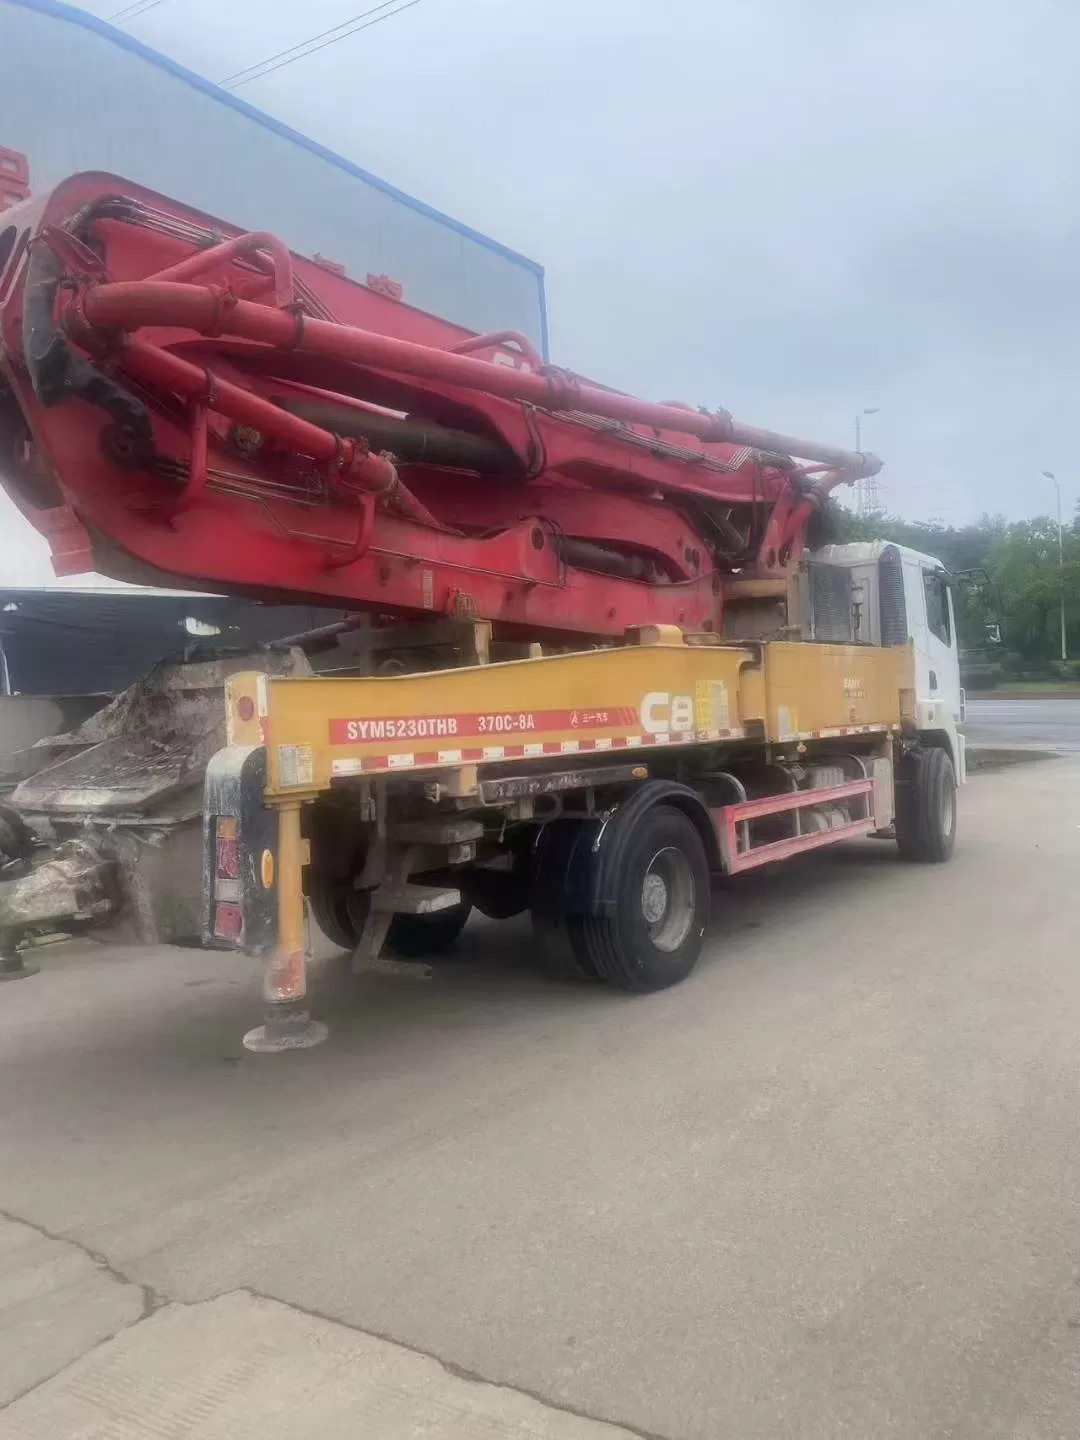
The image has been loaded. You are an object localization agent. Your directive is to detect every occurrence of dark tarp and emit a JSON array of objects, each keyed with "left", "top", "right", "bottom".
[{"left": 0, "top": 590, "right": 346, "bottom": 696}]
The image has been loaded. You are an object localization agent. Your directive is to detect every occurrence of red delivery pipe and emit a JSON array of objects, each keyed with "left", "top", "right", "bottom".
[
  {"left": 451, "top": 330, "right": 545, "bottom": 371},
  {"left": 148, "top": 232, "right": 294, "bottom": 308},
  {"left": 76, "top": 279, "right": 881, "bottom": 480},
  {"left": 118, "top": 336, "right": 399, "bottom": 496}
]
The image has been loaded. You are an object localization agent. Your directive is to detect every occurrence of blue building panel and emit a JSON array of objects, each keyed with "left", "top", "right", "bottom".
[{"left": 1, "top": 0, "right": 548, "bottom": 352}]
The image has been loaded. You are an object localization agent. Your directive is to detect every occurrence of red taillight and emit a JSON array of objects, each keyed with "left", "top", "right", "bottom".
[
  {"left": 213, "top": 901, "right": 243, "bottom": 939},
  {"left": 210, "top": 819, "right": 243, "bottom": 940},
  {"left": 215, "top": 816, "right": 239, "bottom": 879}
]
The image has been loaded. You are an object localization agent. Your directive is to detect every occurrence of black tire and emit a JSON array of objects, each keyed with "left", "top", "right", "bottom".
[
  {"left": 894, "top": 746, "right": 956, "bottom": 863},
  {"left": 385, "top": 903, "right": 472, "bottom": 958},
  {"left": 573, "top": 805, "right": 709, "bottom": 992},
  {"left": 308, "top": 872, "right": 470, "bottom": 957},
  {"left": 465, "top": 868, "right": 530, "bottom": 921},
  {"left": 307, "top": 871, "right": 367, "bottom": 950},
  {"left": 531, "top": 908, "right": 601, "bottom": 982},
  {"left": 529, "top": 819, "right": 601, "bottom": 982}
]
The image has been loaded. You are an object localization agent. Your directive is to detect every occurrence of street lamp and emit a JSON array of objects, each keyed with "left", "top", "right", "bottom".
[
  {"left": 1041, "top": 469, "right": 1067, "bottom": 663},
  {"left": 854, "top": 407, "right": 879, "bottom": 453},
  {"left": 855, "top": 409, "right": 880, "bottom": 516}
]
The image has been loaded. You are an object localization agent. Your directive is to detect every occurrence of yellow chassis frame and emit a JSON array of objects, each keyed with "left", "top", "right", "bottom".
[
  {"left": 225, "top": 628, "right": 914, "bottom": 803},
  {"left": 213, "top": 629, "right": 913, "bottom": 1050}
]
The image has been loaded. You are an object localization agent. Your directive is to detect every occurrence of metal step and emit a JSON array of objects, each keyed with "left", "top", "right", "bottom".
[
  {"left": 387, "top": 818, "right": 484, "bottom": 845},
  {"left": 370, "top": 883, "right": 461, "bottom": 915}
]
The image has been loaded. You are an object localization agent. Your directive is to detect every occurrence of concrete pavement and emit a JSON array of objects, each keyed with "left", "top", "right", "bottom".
[
  {"left": 1, "top": 757, "right": 1079, "bottom": 1438},
  {"left": 0, "top": 1277, "right": 636, "bottom": 1439},
  {"left": 965, "top": 695, "right": 1080, "bottom": 749}
]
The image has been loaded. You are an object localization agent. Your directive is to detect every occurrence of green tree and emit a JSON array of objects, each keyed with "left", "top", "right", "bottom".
[
  {"left": 983, "top": 518, "right": 1080, "bottom": 664},
  {"left": 826, "top": 505, "right": 1080, "bottom": 669}
]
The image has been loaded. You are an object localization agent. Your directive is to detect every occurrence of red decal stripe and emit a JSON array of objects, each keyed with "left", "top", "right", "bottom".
[{"left": 329, "top": 707, "right": 638, "bottom": 745}]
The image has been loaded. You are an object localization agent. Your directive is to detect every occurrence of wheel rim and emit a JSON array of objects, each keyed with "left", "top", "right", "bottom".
[
  {"left": 640, "top": 847, "right": 695, "bottom": 952},
  {"left": 940, "top": 775, "right": 956, "bottom": 838}
]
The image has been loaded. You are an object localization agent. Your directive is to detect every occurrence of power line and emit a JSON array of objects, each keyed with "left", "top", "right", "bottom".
[
  {"left": 109, "top": 0, "right": 171, "bottom": 21},
  {"left": 221, "top": 0, "right": 423, "bottom": 88},
  {"left": 220, "top": 0, "right": 426, "bottom": 89},
  {"left": 219, "top": 0, "right": 403, "bottom": 86}
]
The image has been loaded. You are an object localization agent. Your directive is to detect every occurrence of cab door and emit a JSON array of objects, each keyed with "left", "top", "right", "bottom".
[{"left": 919, "top": 568, "right": 960, "bottom": 717}]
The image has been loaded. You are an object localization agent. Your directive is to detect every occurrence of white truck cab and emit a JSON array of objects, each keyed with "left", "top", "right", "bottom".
[{"left": 806, "top": 542, "right": 965, "bottom": 783}]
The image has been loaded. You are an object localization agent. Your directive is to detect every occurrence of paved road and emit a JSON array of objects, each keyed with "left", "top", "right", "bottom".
[
  {"left": 2, "top": 758, "right": 1079, "bottom": 1438},
  {"left": 965, "top": 695, "right": 1080, "bottom": 750}
]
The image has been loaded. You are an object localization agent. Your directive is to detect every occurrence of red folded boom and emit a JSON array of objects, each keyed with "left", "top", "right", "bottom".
[{"left": 0, "top": 173, "right": 880, "bottom": 640}]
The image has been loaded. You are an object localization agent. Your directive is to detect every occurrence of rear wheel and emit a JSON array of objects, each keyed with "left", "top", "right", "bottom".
[
  {"left": 572, "top": 805, "right": 710, "bottom": 992},
  {"left": 895, "top": 746, "right": 956, "bottom": 863},
  {"left": 384, "top": 903, "right": 472, "bottom": 958},
  {"left": 307, "top": 870, "right": 367, "bottom": 950},
  {"left": 529, "top": 819, "right": 601, "bottom": 981},
  {"left": 307, "top": 871, "right": 471, "bottom": 956},
  {"left": 465, "top": 866, "right": 530, "bottom": 921}
]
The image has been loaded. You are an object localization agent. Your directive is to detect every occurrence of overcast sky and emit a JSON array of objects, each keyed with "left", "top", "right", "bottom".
[{"left": 8, "top": 0, "right": 1080, "bottom": 583}]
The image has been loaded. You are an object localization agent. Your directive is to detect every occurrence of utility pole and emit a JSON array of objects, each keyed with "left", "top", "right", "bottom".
[
  {"left": 1041, "top": 470, "right": 1067, "bottom": 662},
  {"left": 855, "top": 408, "right": 880, "bottom": 517}
]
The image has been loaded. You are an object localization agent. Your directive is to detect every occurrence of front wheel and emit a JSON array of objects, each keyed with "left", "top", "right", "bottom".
[
  {"left": 571, "top": 805, "right": 710, "bottom": 992},
  {"left": 894, "top": 746, "right": 957, "bottom": 863}
]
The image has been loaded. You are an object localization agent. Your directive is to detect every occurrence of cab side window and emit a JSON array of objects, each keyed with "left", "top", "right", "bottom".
[{"left": 923, "top": 570, "right": 951, "bottom": 646}]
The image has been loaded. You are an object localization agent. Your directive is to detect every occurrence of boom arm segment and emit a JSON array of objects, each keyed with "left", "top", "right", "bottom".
[{"left": 0, "top": 172, "right": 880, "bottom": 640}]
